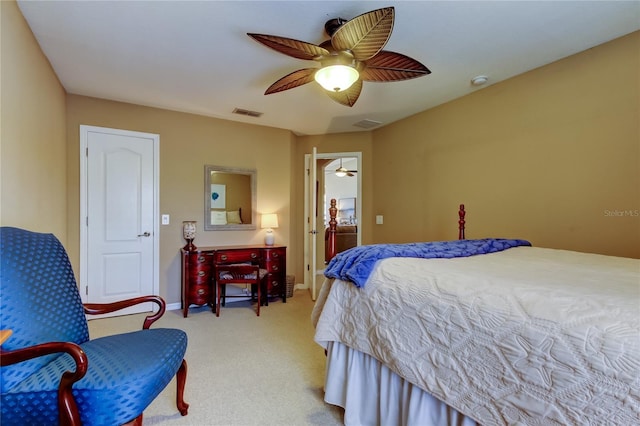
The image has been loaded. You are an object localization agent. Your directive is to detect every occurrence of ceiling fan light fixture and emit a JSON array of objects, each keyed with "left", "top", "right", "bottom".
[
  {"left": 314, "top": 65, "right": 359, "bottom": 92},
  {"left": 335, "top": 167, "right": 348, "bottom": 177}
]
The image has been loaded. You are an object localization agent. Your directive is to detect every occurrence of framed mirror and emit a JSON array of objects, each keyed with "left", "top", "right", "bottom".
[{"left": 204, "top": 165, "right": 257, "bottom": 231}]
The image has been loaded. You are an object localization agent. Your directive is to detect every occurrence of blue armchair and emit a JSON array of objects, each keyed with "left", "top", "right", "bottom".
[{"left": 0, "top": 227, "right": 189, "bottom": 425}]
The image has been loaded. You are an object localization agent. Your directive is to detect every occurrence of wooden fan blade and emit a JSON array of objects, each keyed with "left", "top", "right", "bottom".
[
  {"left": 325, "top": 79, "right": 363, "bottom": 107},
  {"left": 248, "top": 33, "right": 330, "bottom": 60},
  {"left": 359, "top": 51, "right": 431, "bottom": 82},
  {"left": 265, "top": 68, "right": 317, "bottom": 95},
  {"left": 331, "top": 7, "right": 394, "bottom": 61}
]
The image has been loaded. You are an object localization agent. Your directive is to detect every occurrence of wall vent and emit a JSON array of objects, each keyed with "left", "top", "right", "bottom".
[
  {"left": 353, "top": 119, "right": 382, "bottom": 129},
  {"left": 232, "top": 108, "right": 263, "bottom": 118}
]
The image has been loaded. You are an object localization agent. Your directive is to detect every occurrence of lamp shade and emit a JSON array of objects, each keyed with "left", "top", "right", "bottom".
[
  {"left": 314, "top": 65, "right": 359, "bottom": 92},
  {"left": 261, "top": 213, "right": 279, "bottom": 229}
]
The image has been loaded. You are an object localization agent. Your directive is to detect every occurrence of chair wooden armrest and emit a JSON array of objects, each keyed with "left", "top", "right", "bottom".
[
  {"left": 0, "top": 330, "right": 12, "bottom": 345},
  {"left": 0, "top": 342, "right": 88, "bottom": 426},
  {"left": 84, "top": 295, "right": 166, "bottom": 329}
]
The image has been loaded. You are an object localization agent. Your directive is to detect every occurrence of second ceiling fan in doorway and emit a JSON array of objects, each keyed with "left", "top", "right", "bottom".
[{"left": 335, "top": 158, "right": 357, "bottom": 177}]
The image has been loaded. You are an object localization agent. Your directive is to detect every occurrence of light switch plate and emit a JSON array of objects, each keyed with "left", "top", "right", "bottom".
[
  {"left": 161, "top": 214, "right": 170, "bottom": 225},
  {"left": 376, "top": 215, "right": 384, "bottom": 225}
]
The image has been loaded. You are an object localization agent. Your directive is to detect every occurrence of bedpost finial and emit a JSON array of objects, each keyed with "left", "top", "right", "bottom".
[
  {"left": 458, "top": 204, "right": 466, "bottom": 240},
  {"left": 327, "top": 198, "right": 338, "bottom": 261}
]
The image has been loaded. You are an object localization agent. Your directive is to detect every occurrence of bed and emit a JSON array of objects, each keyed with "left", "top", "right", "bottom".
[{"left": 312, "top": 202, "right": 639, "bottom": 425}]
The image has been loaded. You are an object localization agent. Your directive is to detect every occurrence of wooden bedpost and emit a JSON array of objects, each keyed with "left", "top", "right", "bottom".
[
  {"left": 458, "top": 204, "right": 466, "bottom": 240},
  {"left": 327, "top": 198, "right": 338, "bottom": 261}
]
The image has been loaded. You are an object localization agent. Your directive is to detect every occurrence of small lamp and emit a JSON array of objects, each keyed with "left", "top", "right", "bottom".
[
  {"left": 261, "top": 213, "right": 279, "bottom": 246},
  {"left": 182, "top": 221, "right": 197, "bottom": 251}
]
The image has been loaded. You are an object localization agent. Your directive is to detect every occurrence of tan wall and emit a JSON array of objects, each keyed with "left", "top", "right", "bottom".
[
  {"left": 66, "top": 95, "right": 294, "bottom": 304},
  {"left": 0, "top": 0, "right": 68, "bottom": 243},
  {"left": 372, "top": 32, "right": 640, "bottom": 258}
]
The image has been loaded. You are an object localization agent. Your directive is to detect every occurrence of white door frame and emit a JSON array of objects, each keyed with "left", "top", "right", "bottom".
[
  {"left": 303, "top": 150, "right": 362, "bottom": 300},
  {"left": 79, "top": 125, "right": 160, "bottom": 308}
]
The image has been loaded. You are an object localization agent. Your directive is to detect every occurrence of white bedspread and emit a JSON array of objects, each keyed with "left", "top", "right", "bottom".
[{"left": 312, "top": 246, "right": 640, "bottom": 425}]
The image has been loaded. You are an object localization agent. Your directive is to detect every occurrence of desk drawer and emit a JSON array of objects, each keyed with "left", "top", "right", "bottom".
[
  {"left": 214, "top": 249, "right": 259, "bottom": 264},
  {"left": 263, "top": 247, "right": 284, "bottom": 261},
  {"left": 187, "top": 253, "right": 212, "bottom": 283},
  {"left": 188, "top": 284, "right": 210, "bottom": 305},
  {"left": 188, "top": 267, "right": 211, "bottom": 284},
  {"left": 266, "top": 274, "right": 282, "bottom": 293},
  {"left": 263, "top": 259, "right": 281, "bottom": 273}
]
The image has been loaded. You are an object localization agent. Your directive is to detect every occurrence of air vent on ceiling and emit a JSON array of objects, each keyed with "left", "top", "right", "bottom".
[
  {"left": 353, "top": 119, "right": 382, "bottom": 129},
  {"left": 232, "top": 108, "right": 263, "bottom": 118}
]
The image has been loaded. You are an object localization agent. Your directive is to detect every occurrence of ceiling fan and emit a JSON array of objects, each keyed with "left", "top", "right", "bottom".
[
  {"left": 335, "top": 159, "right": 357, "bottom": 177},
  {"left": 247, "top": 6, "right": 431, "bottom": 107}
]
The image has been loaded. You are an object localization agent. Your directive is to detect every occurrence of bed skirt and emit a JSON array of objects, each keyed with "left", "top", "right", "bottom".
[{"left": 324, "top": 341, "right": 479, "bottom": 426}]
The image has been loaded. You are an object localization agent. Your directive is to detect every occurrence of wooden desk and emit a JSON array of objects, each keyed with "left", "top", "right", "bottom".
[{"left": 181, "top": 245, "right": 286, "bottom": 317}]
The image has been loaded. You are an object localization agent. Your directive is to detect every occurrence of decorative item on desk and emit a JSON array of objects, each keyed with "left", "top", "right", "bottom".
[
  {"left": 182, "top": 221, "right": 197, "bottom": 251},
  {"left": 261, "top": 213, "right": 278, "bottom": 246}
]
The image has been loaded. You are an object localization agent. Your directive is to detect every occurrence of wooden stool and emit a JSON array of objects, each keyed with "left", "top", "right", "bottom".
[{"left": 214, "top": 264, "right": 266, "bottom": 316}]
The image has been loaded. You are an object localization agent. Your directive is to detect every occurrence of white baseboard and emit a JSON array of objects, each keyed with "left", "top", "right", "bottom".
[{"left": 167, "top": 302, "right": 181, "bottom": 311}]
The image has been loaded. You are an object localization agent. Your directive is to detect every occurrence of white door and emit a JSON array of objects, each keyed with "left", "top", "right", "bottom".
[
  {"left": 80, "top": 125, "right": 159, "bottom": 317},
  {"left": 305, "top": 148, "right": 318, "bottom": 300}
]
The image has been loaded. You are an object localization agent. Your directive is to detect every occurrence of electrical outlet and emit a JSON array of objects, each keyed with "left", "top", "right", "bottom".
[
  {"left": 376, "top": 215, "right": 384, "bottom": 225},
  {"left": 161, "top": 214, "right": 170, "bottom": 225}
]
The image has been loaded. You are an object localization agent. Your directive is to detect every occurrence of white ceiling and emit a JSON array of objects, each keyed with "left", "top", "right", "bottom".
[{"left": 17, "top": 1, "right": 640, "bottom": 136}]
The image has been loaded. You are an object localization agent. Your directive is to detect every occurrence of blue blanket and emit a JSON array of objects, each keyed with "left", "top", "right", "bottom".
[{"left": 324, "top": 238, "right": 531, "bottom": 288}]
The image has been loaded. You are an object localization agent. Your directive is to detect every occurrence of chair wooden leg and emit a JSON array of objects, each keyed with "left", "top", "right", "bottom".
[
  {"left": 222, "top": 285, "right": 226, "bottom": 306},
  {"left": 256, "top": 283, "right": 262, "bottom": 316},
  {"left": 176, "top": 359, "right": 189, "bottom": 416},
  {"left": 216, "top": 284, "right": 221, "bottom": 317},
  {"left": 263, "top": 279, "right": 269, "bottom": 306}
]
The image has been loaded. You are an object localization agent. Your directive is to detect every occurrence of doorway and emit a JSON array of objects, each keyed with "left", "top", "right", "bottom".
[{"left": 303, "top": 150, "right": 362, "bottom": 300}]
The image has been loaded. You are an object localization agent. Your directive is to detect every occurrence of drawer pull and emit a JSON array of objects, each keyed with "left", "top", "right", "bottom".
[
  {"left": 272, "top": 265, "right": 279, "bottom": 271},
  {"left": 198, "top": 256, "right": 206, "bottom": 263},
  {"left": 250, "top": 252, "right": 258, "bottom": 259},
  {"left": 272, "top": 252, "right": 279, "bottom": 258},
  {"left": 197, "top": 288, "right": 205, "bottom": 295},
  {"left": 220, "top": 255, "right": 228, "bottom": 261},
  {"left": 272, "top": 281, "right": 279, "bottom": 287},
  {"left": 198, "top": 271, "right": 206, "bottom": 277}
]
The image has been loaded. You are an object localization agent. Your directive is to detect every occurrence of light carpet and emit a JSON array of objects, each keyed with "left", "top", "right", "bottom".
[{"left": 88, "top": 290, "right": 344, "bottom": 426}]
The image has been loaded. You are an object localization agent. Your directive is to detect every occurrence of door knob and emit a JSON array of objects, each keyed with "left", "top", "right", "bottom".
[{"left": 138, "top": 232, "right": 151, "bottom": 237}]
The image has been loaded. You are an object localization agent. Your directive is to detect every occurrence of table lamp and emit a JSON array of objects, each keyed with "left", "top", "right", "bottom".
[{"left": 261, "top": 213, "right": 278, "bottom": 246}]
